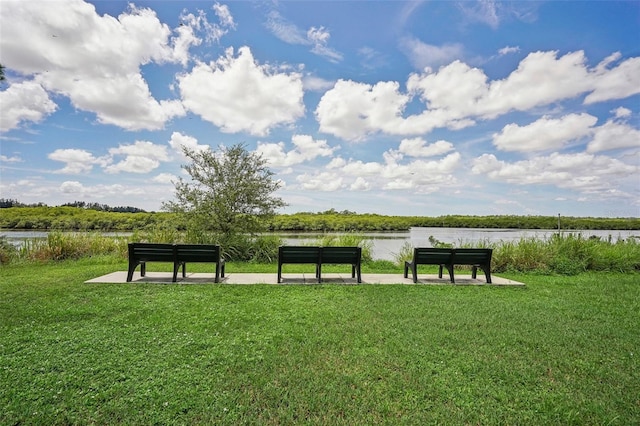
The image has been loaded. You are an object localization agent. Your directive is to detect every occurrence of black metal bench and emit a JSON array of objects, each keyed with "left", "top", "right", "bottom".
[
  {"left": 452, "top": 248, "right": 493, "bottom": 283},
  {"left": 127, "top": 243, "right": 175, "bottom": 282},
  {"left": 404, "top": 247, "right": 493, "bottom": 283},
  {"left": 404, "top": 247, "right": 455, "bottom": 283},
  {"left": 320, "top": 246, "right": 362, "bottom": 283},
  {"left": 277, "top": 246, "right": 362, "bottom": 283},
  {"left": 127, "top": 243, "right": 225, "bottom": 283},
  {"left": 175, "top": 244, "right": 225, "bottom": 283}
]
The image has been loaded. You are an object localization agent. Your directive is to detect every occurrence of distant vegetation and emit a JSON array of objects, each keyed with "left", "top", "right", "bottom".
[
  {"left": 0, "top": 198, "right": 146, "bottom": 213},
  {"left": 1, "top": 204, "right": 638, "bottom": 231}
]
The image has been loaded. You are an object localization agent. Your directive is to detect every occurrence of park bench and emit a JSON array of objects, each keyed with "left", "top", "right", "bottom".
[
  {"left": 404, "top": 247, "right": 455, "bottom": 283},
  {"left": 320, "top": 246, "right": 362, "bottom": 283},
  {"left": 127, "top": 243, "right": 225, "bottom": 283},
  {"left": 175, "top": 244, "right": 225, "bottom": 283},
  {"left": 277, "top": 246, "right": 363, "bottom": 283},
  {"left": 404, "top": 247, "right": 493, "bottom": 283},
  {"left": 452, "top": 248, "right": 493, "bottom": 284}
]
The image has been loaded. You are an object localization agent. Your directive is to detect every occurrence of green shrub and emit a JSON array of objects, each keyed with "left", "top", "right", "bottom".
[{"left": 0, "top": 236, "right": 17, "bottom": 264}]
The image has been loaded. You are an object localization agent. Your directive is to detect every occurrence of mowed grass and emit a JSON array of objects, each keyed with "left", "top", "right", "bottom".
[{"left": 1, "top": 258, "right": 638, "bottom": 425}]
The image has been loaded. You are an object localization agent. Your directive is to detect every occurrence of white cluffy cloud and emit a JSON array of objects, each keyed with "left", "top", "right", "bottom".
[
  {"left": 0, "top": 0, "right": 235, "bottom": 131},
  {"left": 317, "top": 50, "right": 640, "bottom": 141},
  {"left": 48, "top": 149, "right": 110, "bottom": 174},
  {"left": 168, "top": 131, "right": 210, "bottom": 155},
  {"left": 297, "top": 142, "right": 463, "bottom": 193},
  {"left": 179, "top": 47, "right": 305, "bottom": 136},
  {"left": 256, "top": 135, "right": 337, "bottom": 167},
  {"left": 105, "top": 141, "right": 170, "bottom": 174},
  {"left": 493, "top": 112, "right": 640, "bottom": 153},
  {"left": 0, "top": 81, "right": 58, "bottom": 132},
  {"left": 472, "top": 152, "right": 638, "bottom": 195},
  {"left": 493, "top": 113, "right": 598, "bottom": 152},
  {"left": 48, "top": 141, "right": 171, "bottom": 175}
]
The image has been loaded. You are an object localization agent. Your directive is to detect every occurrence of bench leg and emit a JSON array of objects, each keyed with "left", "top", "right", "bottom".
[
  {"left": 172, "top": 262, "right": 180, "bottom": 282},
  {"left": 444, "top": 264, "right": 455, "bottom": 283},
  {"left": 317, "top": 264, "right": 322, "bottom": 283},
  {"left": 277, "top": 262, "right": 283, "bottom": 283},
  {"left": 483, "top": 264, "right": 492, "bottom": 283},
  {"left": 438, "top": 264, "right": 443, "bottom": 279},
  {"left": 215, "top": 262, "right": 221, "bottom": 283},
  {"left": 356, "top": 265, "right": 362, "bottom": 283},
  {"left": 126, "top": 261, "right": 138, "bottom": 282},
  {"left": 140, "top": 262, "right": 146, "bottom": 277}
]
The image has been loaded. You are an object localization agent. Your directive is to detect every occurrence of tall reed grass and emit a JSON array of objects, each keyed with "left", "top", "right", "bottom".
[
  {"left": 2, "top": 230, "right": 638, "bottom": 274},
  {"left": 311, "top": 233, "right": 374, "bottom": 262},
  {"left": 395, "top": 233, "right": 640, "bottom": 274},
  {"left": 16, "top": 231, "right": 129, "bottom": 262}
]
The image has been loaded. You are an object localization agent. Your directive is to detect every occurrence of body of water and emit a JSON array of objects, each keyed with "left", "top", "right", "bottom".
[
  {"left": 3, "top": 228, "right": 638, "bottom": 261},
  {"left": 278, "top": 227, "right": 639, "bottom": 261}
]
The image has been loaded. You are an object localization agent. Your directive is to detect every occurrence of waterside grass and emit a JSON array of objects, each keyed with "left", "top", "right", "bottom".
[{"left": 1, "top": 258, "right": 638, "bottom": 425}]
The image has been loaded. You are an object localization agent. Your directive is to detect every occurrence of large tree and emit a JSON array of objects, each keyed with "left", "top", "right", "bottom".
[{"left": 164, "top": 143, "right": 286, "bottom": 245}]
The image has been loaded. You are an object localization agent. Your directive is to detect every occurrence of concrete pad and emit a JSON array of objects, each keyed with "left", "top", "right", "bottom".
[{"left": 86, "top": 271, "right": 525, "bottom": 286}]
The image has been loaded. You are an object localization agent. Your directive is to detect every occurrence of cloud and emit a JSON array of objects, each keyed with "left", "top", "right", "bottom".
[
  {"left": 498, "top": 46, "right": 520, "bottom": 56},
  {"left": 459, "top": 0, "right": 500, "bottom": 29},
  {"left": 458, "top": 0, "right": 539, "bottom": 29},
  {"left": 296, "top": 146, "right": 462, "bottom": 194},
  {"left": 493, "top": 113, "right": 598, "bottom": 152},
  {"left": 302, "top": 74, "right": 335, "bottom": 92},
  {"left": 256, "top": 134, "right": 337, "bottom": 167},
  {"left": 584, "top": 54, "right": 640, "bottom": 104},
  {"left": 317, "top": 50, "right": 640, "bottom": 141},
  {"left": 152, "top": 173, "right": 178, "bottom": 184},
  {"left": 265, "top": 10, "right": 342, "bottom": 62},
  {"left": 307, "top": 26, "right": 343, "bottom": 63},
  {"left": 316, "top": 79, "right": 410, "bottom": 141},
  {"left": 59, "top": 181, "right": 145, "bottom": 197},
  {"left": 0, "top": 155, "right": 22, "bottom": 163},
  {"left": 179, "top": 46, "right": 305, "bottom": 136},
  {"left": 399, "top": 37, "right": 464, "bottom": 70},
  {"left": 397, "top": 138, "right": 455, "bottom": 158},
  {"left": 587, "top": 119, "right": 640, "bottom": 153},
  {"left": 297, "top": 172, "right": 344, "bottom": 191},
  {"left": 168, "top": 131, "right": 210, "bottom": 154},
  {"left": 48, "top": 149, "right": 109, "bottom": 174},
  {"left": 0, "top": 81, "right": 57, "bottom": 132},
  {"left": 471, "top": 152, "right": 638, "bottom": 194},
  {"left": 0, "top": 0, "right": 194, "bottom": 131},
  {"left": 104, "top": 141, "right": 170, "bottom": 174}
]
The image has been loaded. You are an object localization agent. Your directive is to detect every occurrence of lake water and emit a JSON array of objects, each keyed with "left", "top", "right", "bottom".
[
  {"left": 281, "top": 228, "right": 640, "bottom": 261},
  {"left": 3, "top": 228, "right": 638, "bottom": 261}
]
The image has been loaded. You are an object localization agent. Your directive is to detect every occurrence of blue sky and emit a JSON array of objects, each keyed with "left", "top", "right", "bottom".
[{"left": 1, "top": 0, "right": 638, "bottom": 216}]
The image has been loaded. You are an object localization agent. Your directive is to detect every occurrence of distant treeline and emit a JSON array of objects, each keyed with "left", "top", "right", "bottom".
[
  {"left": 0, "top": 206, "right": 638, "bottom": 231},
  {"left": 0, "top": 199, "right": 146, "bottom": 213}
]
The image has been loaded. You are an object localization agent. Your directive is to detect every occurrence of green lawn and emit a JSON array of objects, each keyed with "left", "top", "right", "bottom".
[{"left": 1, "top": 258, "right": 638, "bottom": 425}]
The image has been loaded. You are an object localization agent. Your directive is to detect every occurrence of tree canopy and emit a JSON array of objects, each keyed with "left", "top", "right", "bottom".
[{"left": 163, "top": 143, "right": 286, "bottom": 243}]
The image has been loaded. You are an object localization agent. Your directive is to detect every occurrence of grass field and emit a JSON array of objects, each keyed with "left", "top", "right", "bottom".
[{"left": 1, "top": 257, "right": 638, "bottom": 425}]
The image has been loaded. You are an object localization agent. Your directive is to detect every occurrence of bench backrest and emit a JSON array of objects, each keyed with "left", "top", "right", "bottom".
[
  {"left": 279, "top": 246, "right": 321, "bottom": 263},
  {"left": 175, "top": 244, "right": 221, "bottom": 262},
  {"left": 413, "top": 247, "right": 453, "bottom": 265},
  {"left": 452, "top": 248, "right": 492, "bottom": 265},
  {"left": 128, "top": 243, "right": 175, "bottom": 262},
  {"left": 321, "top": 246, "right": 361, "bottom": 264}
]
